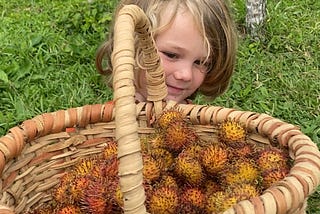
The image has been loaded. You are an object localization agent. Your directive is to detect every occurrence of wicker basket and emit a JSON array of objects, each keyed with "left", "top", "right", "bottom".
[{"left": 1, "top": 5, "right": 320, "bottom": 214}]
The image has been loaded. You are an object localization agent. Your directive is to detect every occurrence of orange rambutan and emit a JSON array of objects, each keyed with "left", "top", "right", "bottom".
[
  {"left": 164, "top": 121, "right": 198, "bottom": 153},
  {"left": 52, "top": 172, "right": 75, "bottom": 204},
  {"left": 179, "top": 187, "right": 206, "bottom": 213},
  {"left": 56, "top": 205, "right": 82, "bottom": 214},
  {"left": 201, "top": 144, "right": 229, "bottom": 175},
  {"left": 256, "top": 147, "right": 290, "bottom": 171},
  {"left": 80, "top": 177, "right": 114, "bottom": 214},
  {"left": 261, "top": 167, "right": 289, "bottom": 189},
  {"left": 69, "top": 175, "right": 91, "bottom": 203},
  {"left": 230, "top": 142, "right": 256, "bottom": 159},
  {"left": 181, "top": 143, "right": 203, "bottom": 160}
]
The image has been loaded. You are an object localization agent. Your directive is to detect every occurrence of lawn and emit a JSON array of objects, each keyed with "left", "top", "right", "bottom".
[{"left": 0, "top": 0, "right": 319, "bottom": 212}]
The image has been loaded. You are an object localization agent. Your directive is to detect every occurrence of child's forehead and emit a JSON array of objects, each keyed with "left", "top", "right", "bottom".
[{"left": 158, "top": 4, "right": 199, "bottom": 29}]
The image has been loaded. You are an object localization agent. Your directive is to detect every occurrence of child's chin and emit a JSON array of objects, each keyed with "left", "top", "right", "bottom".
[{"left": 165, "top": 95, "right": 185, "bottom": 104}]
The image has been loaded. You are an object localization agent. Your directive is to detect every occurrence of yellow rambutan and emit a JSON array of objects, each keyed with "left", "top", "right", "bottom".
[
  {"left": 261, "top": 167, "right": 289, "bottom": 189},
  {"left": 222, "top": 159, "right": 260, "bottom": 186},
  {"left": 218, "top": 119, "right": 247, "bottom": 147},
  {"left": 174, "top": 152, "right": 204, "bottom": 186},
  {"left": 201, "top": 144, "right": 229, "bottom": 175},
  {"left": 141, "top": 133, "right": 165, "bottom": 153},
  {"left": 206, "top": 191, "right": 237, "bottom": 213},
  {"left": 228, "top": 183, "right": 260, "bottom": 202},
  {"left": 73, "top": 158, "right": 97, "bottom": 177},
  {"left": 113, "top": 183, "right": 123, "bottom": 209},
  {"left": 150, "top": 148, "right": 174, "bottom": 172},
  {"left": 157, "top": 174, "right": 179, "bottom": 190},
  {"left": 148, "top": 186, "right": 179, "bottom": 214},
  {"left": 156, "top": 107, "right": 185, "bottom": 130},
  {"left": 143, "top": 153, "right": 161, "bottom": 183},
  {"left": 102, "top": 140, "right": 118, "bottom": 160},
  {"left": 256, "top": 147, "right": 290, "bottom": 171},
  {"left": 164, "top": 121, "right": 198, "bottom": 153}
]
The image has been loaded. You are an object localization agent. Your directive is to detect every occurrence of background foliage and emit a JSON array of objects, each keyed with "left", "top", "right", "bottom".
[{"left": 0, "top": 0, "right": 319, "bottom": 212}]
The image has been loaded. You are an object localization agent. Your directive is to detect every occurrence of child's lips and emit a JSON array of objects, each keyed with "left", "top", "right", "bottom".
[{"left": 167, "top": 85, "right": 184, "bottom": 95}]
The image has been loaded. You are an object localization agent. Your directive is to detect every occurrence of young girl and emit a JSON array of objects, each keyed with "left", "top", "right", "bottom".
[{"left": 96, "top": 0, "right": 238, "bottom": 104}]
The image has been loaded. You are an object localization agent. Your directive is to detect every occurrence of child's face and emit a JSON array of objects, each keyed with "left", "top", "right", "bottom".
[{"left": 137, "top": 7, "right": 208, "bottom": 103}]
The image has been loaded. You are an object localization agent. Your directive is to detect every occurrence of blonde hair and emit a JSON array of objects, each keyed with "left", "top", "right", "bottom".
[{"left": 96, "top": 0, "right": 238, "bottom": 100}]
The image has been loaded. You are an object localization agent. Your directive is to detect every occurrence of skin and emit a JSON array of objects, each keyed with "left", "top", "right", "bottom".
[{"left": 135, "top": 6, "right": 208, "bottom": 103}]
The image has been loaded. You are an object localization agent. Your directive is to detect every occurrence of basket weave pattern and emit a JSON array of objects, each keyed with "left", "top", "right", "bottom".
[{"left": 1, "top": 5, "right": 320, "bottom": 214}]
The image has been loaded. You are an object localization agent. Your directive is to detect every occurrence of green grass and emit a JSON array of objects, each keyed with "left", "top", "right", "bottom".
[{"left": 0, "top": 0, "right": 319, "bottom": 212}]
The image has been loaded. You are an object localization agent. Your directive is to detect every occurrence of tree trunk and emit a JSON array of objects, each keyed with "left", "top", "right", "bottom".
[{"left": 246, "top": 0, "right": 267, "bottom": 40}]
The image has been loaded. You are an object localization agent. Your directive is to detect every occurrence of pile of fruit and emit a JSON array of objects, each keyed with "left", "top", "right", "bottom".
[{"left": 28, "top": 107, "right": 292, "bottom": 214}]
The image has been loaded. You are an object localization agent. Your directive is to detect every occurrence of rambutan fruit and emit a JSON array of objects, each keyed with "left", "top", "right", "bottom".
[
  {"left": 201, "top": 144, "right": 229, "bottom": 175},
  {"left": 113, "top": 183, "right": 123, "bottom": 208},
  {"left": 69, "top": 175, "right": 91, "bottom": 203},
  {"left": 140, "top": 133, "right": 165, "bottom": 153},
  {"left": 98, "top": 155, "right": 119, "bottom": 178},
  {"left": 228, "top": 183, "right": 260, "bottom": 202},
  {"left": 102, "top": 140, "right": 118, "bottom": 160},
  {"left": 261, "top": 167, "right": 289, "bottom": 189},
  {"left": 157, "top": 174, "right": 179, "bottom": 190},
  {"left": 150, "top": 148, "right": 174, "bottom": 172},
  {"left": 52, "top": 173, "right": 75, "bottom": 204},
  {"left": 181, "top": 143, "right": 203, "bottom": 160},
  {"left": 256, "top": 147, "right": 290, "bottom": 171},
  {"left": 206, "top": 191, "right": 237, "bottom": 213},
  {"left": 80, "top": 177, "right": 114, "bottom": 214},
  {"left": 174, "top": 152, "right": 204, "bottom": 186},
  {"left": 204, "top": 179, "right": 222, "bottom": 195},
  {"left": 230, "top": 142, "right": 256, "bottom": 159},
  {"left": 222, "top": 159, "right": 260, "bottom": 186},
  {"left": 156, "top": 107, "right": 185, "bottom": 130},
  {"left": 56, "top": 205, "right": 82, "bottom": 214},
  {"left": 143, "top": 154, "right": 161, "bottom": 183},
  {"left": 73, "top": 158, "right": 97, "bottom": 177},
  {"left": 218, "top": 119, "right": 247, "bottom": 147},
  {"left": 164, "top": 121, "right": 198, "bottom": 153},
  {"left": 148, "top": 186, "right": 179, "bottom": 214},
  {"left": 179, "top": 187, "right": 206, "bottom": 213}
]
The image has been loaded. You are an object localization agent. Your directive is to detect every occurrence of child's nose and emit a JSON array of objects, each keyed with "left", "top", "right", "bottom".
[{"left": 175, "top": 62, "right": 193, "bottom": 81}]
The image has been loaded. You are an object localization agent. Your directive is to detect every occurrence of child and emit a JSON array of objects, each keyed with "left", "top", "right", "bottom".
[{"left": 96, "top": 0, "right": 238, "bottom": 104}]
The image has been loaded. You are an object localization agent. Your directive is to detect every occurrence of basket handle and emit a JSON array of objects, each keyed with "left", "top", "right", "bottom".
[{"left": 111, "top": 5, "right": 167, "bottom": 213}]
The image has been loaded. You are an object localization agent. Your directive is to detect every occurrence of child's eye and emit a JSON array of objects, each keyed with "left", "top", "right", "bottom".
[
  {"left": 194, "top": 60, "right": 202, "bottom": 65},
  {"left": 161, "top": 51, "right": 177, "bottom": 59},
  {"left": 194, "top": 60, "right": 210, "bottom": 73}
]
